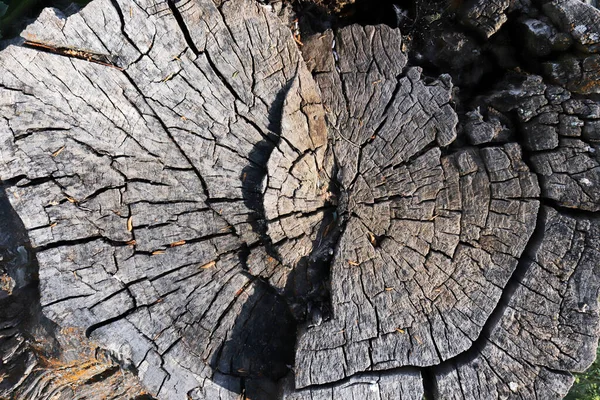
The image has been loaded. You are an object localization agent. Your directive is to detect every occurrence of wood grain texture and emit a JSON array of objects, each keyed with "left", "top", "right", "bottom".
[{"left": 0, "top": 0, "right": 599, "bottom": 399}]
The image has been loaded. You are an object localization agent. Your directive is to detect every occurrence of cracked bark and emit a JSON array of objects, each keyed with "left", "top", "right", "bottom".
[{"left": 0, "top": 0, "right": 599, "bottom": 399}]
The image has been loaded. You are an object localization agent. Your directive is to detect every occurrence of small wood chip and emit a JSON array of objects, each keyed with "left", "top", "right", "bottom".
[
  {"left": 127, "top": 216, "right": 133, "bottom": 232},
  {"left": 368, "top": 232, "right": 376, "bottom": 245},
  {"left": 395, "top": 328, "right": 405, "bottom": 334},
  {"left": 51, "top": 146, "right": 65, "bottom": 157},
  {"left": 322, "top": 221, "right": 334, "bottom": 237},
  {"left": 152, "top": 329, "right": 165, "bottom": 340},
  {"left": 348, "top": 260, "right": 360, "bottom": 266},
  {"left": 170, "top": 240, "right": 186, "bottom": 247},
  {"left": 200, "top": 261, "right": 216, "bottom": 269},
  {"left": 151, "top": 250, "right": 165, "bottom": 255}
]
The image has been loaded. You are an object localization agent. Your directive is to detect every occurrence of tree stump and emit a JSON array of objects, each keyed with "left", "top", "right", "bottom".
[{"left": 0, "top": 0, "right": 599, "bottom": 399}]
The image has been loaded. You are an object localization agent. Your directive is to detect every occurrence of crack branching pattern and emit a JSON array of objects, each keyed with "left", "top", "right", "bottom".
[
  {"left": 0, "top": 0, "right": 599, "bottom": 399},
  {"left": 294, "top": 25, "right": 540, "bottom": 389}
]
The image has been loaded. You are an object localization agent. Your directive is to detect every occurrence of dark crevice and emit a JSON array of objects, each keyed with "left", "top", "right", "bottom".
[
  {"left": 541, "top": 198, "right": 600, "bottom": 220},
  {"left": 84, "top": 306, "right": 137, "bottom": 338},
  {"left": 204, "top": 51, "right": 244, "bottom": 103},
  {"left": 205, "top": 197, "right": 246, "bottom": 204},
  {"left": 33, "top": 234, "right": 136, "bottom": 253},
  {"left": 133, "top": 231, "right": 233, "bottom": 252},
  {"left": 421, "top": 366, "right": 437, "bottom": 400},
  {"left": 76, "top": 184, "right": 126, "bottom": 204},
  {"left": 83, "top": 365, "right": 120, "bottom": 384},
  {"left": 33, "top": 235, "right": 105, "bottom": 253},
  {"left": 1, "top": 174, "right": 56, "bottom": 188},
  {"left": 430, "top": 205, "right": 548, "bottom": 371},
  {"left": 109, "top": 0, "right": 141, "bottom": 54},
  {"left": 125, "top": 178, "right": 169, "bottom": 187},
  {"left": 266, "top": 204, "right": 337, "bottom": 224},
  {"left": 297, "top": 365, "right": 423, "bottom": 392},
  {"left": 42, "top": 293, "right": 92, "bottom": 308},
  {"left": 132, "top": 395, "right": 157, "bottom": 400},
  {"left": 13, "top": 126, "right": 70, "bottom": 141},
  {"left": 240, "top": 378, "right": 247, "bottom": 400},
  {"left": 166, "top": 0, "right": 200, "bottom": 56},
  {"left": 238, "top": 113, "right": 279, "bottom": 146}
]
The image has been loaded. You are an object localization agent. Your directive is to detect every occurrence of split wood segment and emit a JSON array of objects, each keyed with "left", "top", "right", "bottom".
[{"left": 0, "top": 0, "right": 599, "bottom": 399}]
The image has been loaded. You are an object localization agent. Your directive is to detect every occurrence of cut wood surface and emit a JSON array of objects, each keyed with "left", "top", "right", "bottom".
[{"left": 0, "top": 0, "right": 599, "bottom": 399}]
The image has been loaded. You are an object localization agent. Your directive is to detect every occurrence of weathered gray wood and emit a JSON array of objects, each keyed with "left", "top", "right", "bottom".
[
  {"left": 295, "top": 25, "right": 540, "bottom": 389},
  {"left": 1, "top": 0, "right": 319, "bottom": 397},
  {"left": 0, "top": 0, "right": 599, "bottom": 399},
  {"left": 436, "top": 207, "right": 600, "bottom": 399}
]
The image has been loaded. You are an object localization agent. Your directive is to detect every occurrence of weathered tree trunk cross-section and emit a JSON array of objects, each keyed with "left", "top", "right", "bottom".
[{"left": 0, "top": 0, "right": 600, "bottom": 399}]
